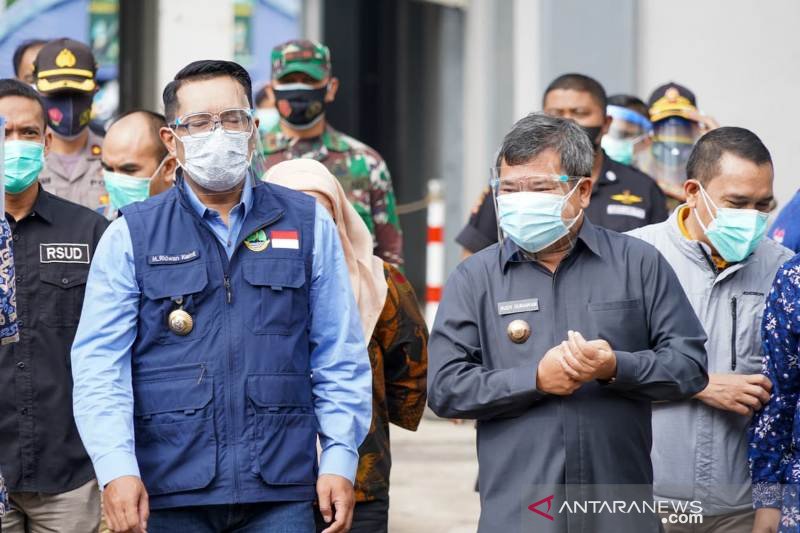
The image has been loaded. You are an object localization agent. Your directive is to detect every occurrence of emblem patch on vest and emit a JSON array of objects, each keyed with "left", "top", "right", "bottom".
[
  {"left": 148, "top": 250, "right": 201, "bottom": 265},
  {"left": 244, "top": 229, "right": 270, "bottom": 252},
  {"left": 39, "top": 243, "right": 90, "bottom": 264}
]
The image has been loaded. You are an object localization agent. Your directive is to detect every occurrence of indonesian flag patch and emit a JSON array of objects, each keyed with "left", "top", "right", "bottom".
[{"left": 271, "top": 230, "right": 300, "bottom": 249}]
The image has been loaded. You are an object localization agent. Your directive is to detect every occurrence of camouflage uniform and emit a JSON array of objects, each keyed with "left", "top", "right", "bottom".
[{"left": 262, "top": 124, "right": 404, "bottom": 266}]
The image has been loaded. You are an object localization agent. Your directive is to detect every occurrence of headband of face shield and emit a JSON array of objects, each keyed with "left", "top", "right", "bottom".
[
  {"left": 602, "top": 106, "right": 653, "bottom": 166},
  {"left": 490, "top": 170, "right": 586, "bottom": 253},
  {"left": 650, "top": 116, "right": 698, "bottom": 184}
]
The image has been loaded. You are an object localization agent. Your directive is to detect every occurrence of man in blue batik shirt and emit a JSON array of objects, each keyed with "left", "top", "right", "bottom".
[{"left": 71, "top": 60, "right": 372, "bottom": 533}]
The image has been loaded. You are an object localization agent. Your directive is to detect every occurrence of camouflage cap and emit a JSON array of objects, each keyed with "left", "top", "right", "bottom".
[
  {"left": 271, "top": 39, "right": 331, "bottom": 81},
  {"left": 34, "top": 38, "right": 97, "bottom": 94}
]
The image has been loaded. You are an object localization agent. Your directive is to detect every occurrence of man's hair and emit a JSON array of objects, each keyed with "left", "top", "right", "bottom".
[
  {"left": 496, "top": 112, "right": 594, "bottom": 176},
  {"left": 687, "top": 127, "right": 772, "bottom": 185},
  {"left": 254, "top": 86, "right": 269, "bottom": 107},
  {"left": 109, "top": 109, "right": 169, "bottom": 160},
  {"left": 12, "top": 39, "right": 47, "bottom": 77},
  {"left": 608, "top": 94, "right": 648, "bottom": 119},
  {"left": 0, "top": 78, "right": 47, "bottom": 128},
  {"left": 162, "top": 60, "right": 253, "bottom": 123},
  {"left": 543, "top": 73, "right": 607, "bottom": 111}
]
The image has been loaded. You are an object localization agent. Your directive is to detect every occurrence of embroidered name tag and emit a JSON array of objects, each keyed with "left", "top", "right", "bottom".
[
  {"left": 148, "top": 250, "right": 200, "bottom": 265},
  {"left": 40, "top": 243, "right": 90, "bottom": 264},
  {"left": 497, "top": 298, "right": 539, "bottom": 316},
  {"left": 606, "top": 204, "right": 646, "bottom": 219}
]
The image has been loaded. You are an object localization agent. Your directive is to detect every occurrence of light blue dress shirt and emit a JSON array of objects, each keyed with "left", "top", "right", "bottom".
[{"left": 71, "top": 178, "right": 372, "bottom": 488}]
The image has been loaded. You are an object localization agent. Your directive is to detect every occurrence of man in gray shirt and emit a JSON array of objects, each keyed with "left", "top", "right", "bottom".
[{"left": 428, "top": 113, "right": 709, "bottom": 533}]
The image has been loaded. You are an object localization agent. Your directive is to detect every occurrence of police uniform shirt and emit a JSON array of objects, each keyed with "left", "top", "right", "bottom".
[
  {"left": 455, "top": 151, "right": 669, "bottom": 253},
  {"left": 39, "top": 129, "right": 108, "bottom": 212},
  {"left": 0, "top": 187, "right": 108, "bottom": 492},
  {"left": 428, "top": 219, "right": 708, "bottom": 533}
]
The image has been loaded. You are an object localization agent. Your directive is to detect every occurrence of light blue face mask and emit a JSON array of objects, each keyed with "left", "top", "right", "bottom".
[
  {"left": 4, "top": 140, "right": 44, "bottom": 194},
  {"left": 601, "top": 136, "right": 635, "bottom": 166},
  {"left": 103, "top": 170, "right": 153, "bottom": 213},
  {"left": 256, "top": 108, "right": 280, "bottom": 135},
  {"left": 496, "top": 183, "right": 582, "bottom": 253},
  {"left": 695, "top": 185, "right": 769, "bottom": 263}
]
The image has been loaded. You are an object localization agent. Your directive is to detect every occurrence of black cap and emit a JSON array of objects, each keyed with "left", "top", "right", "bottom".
[
  {"left": 647, "top": 82, "right": 698, "bottom": 123},
  {"left": 34, "top": 38, "right": 97, "bottom": 94}
]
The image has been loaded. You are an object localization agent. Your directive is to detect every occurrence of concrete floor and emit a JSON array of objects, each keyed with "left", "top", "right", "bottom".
[{"left": 388, "top": 417, "right": 480, "bottom": 533}]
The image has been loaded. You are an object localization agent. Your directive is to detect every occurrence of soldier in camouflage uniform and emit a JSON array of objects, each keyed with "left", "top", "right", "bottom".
[{"left": 261, "top": 40, "right": 404, "bottom": 266}]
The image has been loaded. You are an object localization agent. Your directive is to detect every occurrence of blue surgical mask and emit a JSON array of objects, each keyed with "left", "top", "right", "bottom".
[
  {"left": 103, "top": 170, "right": 152, "bottom": 212},
  {"left": 256, "top": 108, "right": 280, "bottom": 135},
  {"left": 4, "top": 140, "right": 44, "bottom": 194},
  {"left": 695, "top": 185, "right": 769, "bottom": 263},
  {"left": 496, "top": 184, "right": 582, "bottom": 253},
  {"left": 601, "top": 136, "right": 635, "bottom": 166}
]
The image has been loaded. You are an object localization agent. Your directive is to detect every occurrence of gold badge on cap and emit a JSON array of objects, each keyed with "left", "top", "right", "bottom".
[
  {"left": 168, "top": 308, "right": 194, "bottom": 336},
  {"left": 507, "top": 319, "right": 531, "bottom": 344},
  {"left": 55, "top": 48, "right": 77, "bottom": 68}
]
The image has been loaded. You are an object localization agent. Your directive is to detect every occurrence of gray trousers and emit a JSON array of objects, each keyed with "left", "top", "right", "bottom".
[
  {"left": 660, "top": 508, "right": 755, "bottom": 533},
  {"left": 3, "top": 479, "right": 101, "bottom": 533}
]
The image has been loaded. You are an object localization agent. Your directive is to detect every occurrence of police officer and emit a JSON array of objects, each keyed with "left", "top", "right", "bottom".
[
  {"left": 100, "top": 109, "right": 176, "bottom": 219},
  {"left": 0, "top": 78, "right": 108, "bottom": 533},
  {"left": 262, "top": 40, "right": 404, "bottom": 267},
  {"left": 71, "top": 60, "right": 372, "bottom": 533},
  {"left": 429, "top": 113, "right": 708, "bottom": 533},
  {"left": 456, "top": 73, "right": 668, "bottom": 255},
  {"left": 33, "top": 38, "right": 108, "bottom": 211}
]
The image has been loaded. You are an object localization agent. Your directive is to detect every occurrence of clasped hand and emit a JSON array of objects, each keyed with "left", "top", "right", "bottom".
[{"left": 536, "top": 330, "right": 617, "bottom": 395}]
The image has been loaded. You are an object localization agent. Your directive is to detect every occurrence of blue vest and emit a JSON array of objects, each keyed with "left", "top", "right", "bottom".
[{"left": 120, "top": 179, "right": 317, "bottom": 509}]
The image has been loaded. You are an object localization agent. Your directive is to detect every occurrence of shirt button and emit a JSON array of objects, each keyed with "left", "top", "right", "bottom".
[
  {"left": 12, "top": 234, "right": 19, "bottom": 241},
  {"left": 20, "top": 407, "right": 27, "bottom": 415},
  {"left": 61, "top": 278, "right": 70, "bottom": 285},
  {"left": 15, "top": 275, "right": 22, "bottom": 282},
  {"left": 17, "top": 320, "right": 23, "bottom": 328},
  {"left": 17, "top": 361, "right": 25, "bottom": 369}
]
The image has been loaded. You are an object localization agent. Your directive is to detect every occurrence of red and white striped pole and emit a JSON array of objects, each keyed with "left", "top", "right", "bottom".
[{"left": 425, "top": 179, "right": 445, "bottom": 329}]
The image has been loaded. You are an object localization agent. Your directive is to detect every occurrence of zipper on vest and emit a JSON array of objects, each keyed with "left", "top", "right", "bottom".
[
  {"left": 224, "top": 276, "right": 232, "bottom": 304},
  {"left": 730, "top": 296, "right": 738, "bottom": 371}
]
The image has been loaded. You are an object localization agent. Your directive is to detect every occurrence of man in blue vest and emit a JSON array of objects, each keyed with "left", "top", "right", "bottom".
[{"left": 71, "top": 60, "right": 372, "bottom": 533}]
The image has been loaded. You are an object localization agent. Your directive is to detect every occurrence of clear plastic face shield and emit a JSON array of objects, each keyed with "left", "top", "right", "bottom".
[
  {"left": 649, "top": 116, "right": 699, "bottom": 185},
  {"left": 601, "top": 105, "right": 653, "bottom": 166},
  {"left": 490, "top": 167, "right": 587, "bottom": 254}
]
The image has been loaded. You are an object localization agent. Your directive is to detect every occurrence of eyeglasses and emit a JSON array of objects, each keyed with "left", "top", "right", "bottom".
[
  {"left": 172, "top": 108, "right": 254, "bottom": 137},
  {"left": 490, "top": 173, "right": 585, "bottom": 194}
]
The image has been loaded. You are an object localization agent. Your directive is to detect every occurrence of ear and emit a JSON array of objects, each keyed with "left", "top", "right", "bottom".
[
  {"left": 577, "top": 178, "right": 593, "bottom": 209},
  {"left": 325, "top": 77, "right": 340, "bottom": 103},
  {"left": 684, "top": 179, "right": 701, "bottom": 209},
  {"left": 161, "top": 156, "right": 177, "bottom": 179},
  {"left": 601, "top": 114, "right": 612, "bottom": 137},
  {"left": 44, "top": 130, "right": 52, "bottom": 156},
  {"left": 266, "top": 83, "right": 276, "bottom": 103},
  {"left": 160, "top": 126, "right": 178, "bottom": 157}
]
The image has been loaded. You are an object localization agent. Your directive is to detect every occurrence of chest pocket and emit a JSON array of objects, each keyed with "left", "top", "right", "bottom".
[
  {"left": 39, "top": 267, "right": 89, "bottom": 327},
  {"left": 242, "top": 259, "right": 307, "bottom": 335},
  {"left": 141, "top": 263, "right": 214, "bottom": 344},
  {"left": 732, "top": 292, "right": 767, "bottom": 373},
  {"left": 587, "top": 298, "right": 648, "bottom": 352}
]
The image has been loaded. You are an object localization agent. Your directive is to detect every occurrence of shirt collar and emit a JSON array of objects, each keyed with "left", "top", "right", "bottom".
[
  {"left": 30, "top": 184, "right": 55, "bottom": 224},
  {"left": 179, "top": 169, "right": 254, "bottom": 220},
  {"left": 262, "top": 124, "right": 349, "bottom": 155},
  {"left": 499, "top": 216, "right": 602, "bottom": 270}
]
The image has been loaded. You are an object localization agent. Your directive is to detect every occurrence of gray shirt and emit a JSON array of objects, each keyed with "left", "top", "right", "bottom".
[
  {"left": 428, "top": 219, "right": 709, "bottom": 533},
  {"left": 629, "top": 209, "right": 793, "bottom": 516}
]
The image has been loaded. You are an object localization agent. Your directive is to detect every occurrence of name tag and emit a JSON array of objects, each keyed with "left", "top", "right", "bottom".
[
  {"left": 40, "top": 243, "right": 90, "bottom": 264},
  {"left": 606, "top": 204, "right": 646, "bottom": 219},
  {"left": 498, "top": 298, "right": 539, "bottom": 316},
  {"left": 148, "top": 250, "right": 200, "bottom": 265}
]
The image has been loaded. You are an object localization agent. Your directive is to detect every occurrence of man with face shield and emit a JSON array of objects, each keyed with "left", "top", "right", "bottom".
[
  {"left": 0, "top": 78, "right": 108, "bottom": 533},
  {"left": 262, "top": 40, "right": 404, "bottom": 267},
  {"left": 602, "top": 94, "right": 653, "bottom": 168},
  {"left": 428, "top": 113, "right": 708, "bottom": 533},
  {"left": 99, "top": 110, "right": 176, "bottom": 219},
  {"left": 628, "top": 127, "right": 792, "bottom": 532},
  {"left": 640, "top": 83, "right": 720, "bottom": 211},
  {"left": 71, "top": 60, "right": 372, "bottom": 533},
  {"left": 32, "top": 38, "right": 108, "bottom": 211}
]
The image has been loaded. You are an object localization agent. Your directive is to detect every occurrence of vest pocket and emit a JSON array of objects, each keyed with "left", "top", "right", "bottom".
[
  {"left": 141, "top": 263, "right": 212, "bottom": 344},
  {"left": 246, "top": 374, "right": 317, "bottom": 485},
  {"left": 133, "top": 364, "right": 216, "bottom": 495},
  {"left": 242, "top": 259, "right": 307, "bottom": 335}
]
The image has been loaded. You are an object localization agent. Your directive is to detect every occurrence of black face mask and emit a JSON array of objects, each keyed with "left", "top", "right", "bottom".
[
  {"left": 580, "top": 125, "right": 603, "bottom": 150},
  {"left": 272, "top": 84, "right": 327, "bottom": 130},
  {"left": 41, "top": 92, "right": 94, "bottom": 139}
]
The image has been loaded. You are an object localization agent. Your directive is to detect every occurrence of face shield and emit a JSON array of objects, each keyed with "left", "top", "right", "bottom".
[
  {"left": 490, "top": 168, "right": 587, "bottom": 254},
  {"left": 649, "top": 116, "right": 699, "bottom": 185},
  {"left": 601, "top": 105, "right": 652, "bottom": 166}
]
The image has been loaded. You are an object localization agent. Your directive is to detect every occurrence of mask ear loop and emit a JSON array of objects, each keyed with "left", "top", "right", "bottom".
[{"left": 693, "top": 184, "right": 718, "bottom": 233}]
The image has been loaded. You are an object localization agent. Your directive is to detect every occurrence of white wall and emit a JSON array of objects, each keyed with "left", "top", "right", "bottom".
[
  {"left": 155, "top": 0, "right": 235, "bottom": 111},
  {"left": 638, "top": 0, "right": 800, "bottom": 210}
]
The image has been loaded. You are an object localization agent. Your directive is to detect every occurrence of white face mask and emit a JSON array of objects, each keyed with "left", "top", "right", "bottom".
[{"left": 175, "top": 127, "right": 252, "bottom": 192}]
